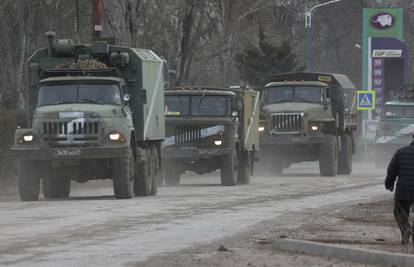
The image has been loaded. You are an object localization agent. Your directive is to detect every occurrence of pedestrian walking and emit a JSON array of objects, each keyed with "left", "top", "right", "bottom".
[{"left": 385, "top": 136, "right": 414, "bottom": 245}]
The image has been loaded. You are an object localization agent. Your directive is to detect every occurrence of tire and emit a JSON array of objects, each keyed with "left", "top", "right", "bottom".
[
  {"left": 220, "top": 148, "right": 238, "bottom": 186},
  {"left": 338, "top": 134, "right": 353, "bottom": 175},
  {"left": 134, "top": 148, "right": 153, "bottom": 196},
  {"left": 237, "top": 151, "right": 251, "bottom": 184},
  {"left": 150, "top": 147, "right": 159, "bottom": 196},
  {"left": 42, "top": 176, "right": 71, "bottom": 199},
  {"left": 164, "top": 161, "right": 181, "bottom": 186},
  {"left": 113, "top": 150, "right": 134, "bottom": 199},
  {"left": 18, "top": 161, "right": 40, "bottom": 201},
  {"left": 319, "top": 135, "right": 339, "bottom": 177}
]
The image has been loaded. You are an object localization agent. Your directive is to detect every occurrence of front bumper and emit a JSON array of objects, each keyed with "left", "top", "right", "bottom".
[
  {"left": 162, "top": 146, "right": 232, "bottom": 159},
  {"left": 260, "top": 134, "right": 325, "bottom": 146},
  {"left": 11, "top": 145, "right": 130, "bottom": 161}
]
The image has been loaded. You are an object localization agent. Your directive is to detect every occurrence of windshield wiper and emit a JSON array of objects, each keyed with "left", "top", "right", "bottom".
[
  {"left": 80, "top": 99, "right": 104, "bottom": 105},
  {"left": 198, "top": 90, "right": 207, "bottom": 107},
  {"left": 294, "top": 97, "right": 314, "bottom": 103},
  {"left": 41, "top": 101, "right": 76, "bottom": 106},
  {"left": 268, "top": 99, "right": 290, "bottom": 104}
]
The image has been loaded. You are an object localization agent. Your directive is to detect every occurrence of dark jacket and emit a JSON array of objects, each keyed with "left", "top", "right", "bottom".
[{"left": 385, "top": 142, "right": 414, "bottom": 200}]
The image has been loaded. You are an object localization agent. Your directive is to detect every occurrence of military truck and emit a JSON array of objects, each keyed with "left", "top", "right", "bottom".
[
  {"left": 162, "top": 86, "right": 260, "bottom": 186},
  {"left": 259, "top": 72, "right": 357, "bottom": 176},
  {"left": 374, "top": 101, "right": 414, "bottom": 167},
  {"left": 11, "top": 32, "right": 165, "bottom": 200}
]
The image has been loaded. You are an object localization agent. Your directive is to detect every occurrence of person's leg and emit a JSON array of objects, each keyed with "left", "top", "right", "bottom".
[
  {"left": 410, "top": 201, "right": 414, "bottom": 244},
  {"left": 394, "top": 200, "right": 411, "bottom": 244}
]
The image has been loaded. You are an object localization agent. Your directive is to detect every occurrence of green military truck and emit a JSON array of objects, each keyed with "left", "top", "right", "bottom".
[
  {"left": 11, "top": 32, "right": 165, "bottom": 200},
  {"left": 162, "top": 86, "right": 260, "bottom": 186},
  {"left": 374, "top": 101, "right": 414, "bottom": 166},
  {"left": 258, "top": 72, "right": 357, "bottom": 176}
]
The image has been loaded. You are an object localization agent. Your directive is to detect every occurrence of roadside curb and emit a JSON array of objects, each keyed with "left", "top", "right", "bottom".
[{"left": 272, "top": 238, "right": 414, "bottom": 267}]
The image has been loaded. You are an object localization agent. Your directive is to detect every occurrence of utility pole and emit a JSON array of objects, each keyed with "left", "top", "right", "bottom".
[
  {"left": 92, "top": 0, "right": 103, "bottom": 38},
  {"left": 74, "top": 0, "right": 80, "bottom": 41},
  {"left": 305, "top": 0, "right": 342, "bottom": 71}
]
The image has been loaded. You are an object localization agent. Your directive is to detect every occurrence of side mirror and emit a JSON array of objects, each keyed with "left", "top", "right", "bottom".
[
  {"left": 123, "top": 94, "right": 131, "bottom": 102},
  {"left": 324, "top": 98, "right": 331, "bottom": 110}
]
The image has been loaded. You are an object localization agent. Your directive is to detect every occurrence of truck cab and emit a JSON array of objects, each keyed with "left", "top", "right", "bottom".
[
  {"left": 162, "top": 87, "right": 260, "bottom": 186},
  {"left": 259, "top": 72, "right": 357, "bottom": 176},
  {"left": 374, "top": 101, "right": 414, "bottom": 166}
]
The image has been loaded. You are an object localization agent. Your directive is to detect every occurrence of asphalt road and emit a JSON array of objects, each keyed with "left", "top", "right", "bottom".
[{"left": 0, "top": 163, "right": 387, "bottom": 267}]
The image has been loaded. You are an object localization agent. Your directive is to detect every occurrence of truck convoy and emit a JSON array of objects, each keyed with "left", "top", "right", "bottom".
[
  {"left": 11, "top": 32, "right": 165, "bottom": 200},
  {"left": 258, "top": 72, "right": 357, "bottom": 176},
  {"left": 162, "top": 86, "right": 260, "bottom": 186},
  {"left": 374, "top": 84, "right": 414, "bottom": 166}
]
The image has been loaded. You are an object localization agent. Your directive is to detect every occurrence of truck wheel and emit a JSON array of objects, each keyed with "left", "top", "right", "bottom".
[
  {"left": 220, "top": 148, "right": 238, "bottom": 186},
  {"left": 18, "top": 161, "right": 40, "bottom": 201},
  {"left": 319, "top": 135, "right": 338, "bottom": 177},
  {"left": 164, "top": 162, "right": 181, "bottom": 186},
  {"left": 237, "top": 151, "right": 251, "bottom": 184},
  {"left": 150, "top": 147, "right": 159, "bottom": 196},
  {"left": 42, "top": 176, "right": 71, "bottom": 199},
  {"left": 134, "top": 149, "right": 153, "bottom": 196},
  {"left": 113, "top": 150, "right": 134, "bottom": 199},
  {"left": 338, "top": 134, "right": 353, "bottom": 175}
]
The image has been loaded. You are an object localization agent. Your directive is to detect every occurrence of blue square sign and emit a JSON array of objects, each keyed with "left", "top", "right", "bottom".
[{"left": 357, "top": 90, "right": 376, "bottom": 111}]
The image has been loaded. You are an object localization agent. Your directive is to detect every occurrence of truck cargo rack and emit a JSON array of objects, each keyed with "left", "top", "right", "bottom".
[
  {"left": 41, "top": 68, "right": 122, "bottom": 79},
  {"left": 174, "top": 86, "right": 256, "bottom": 93}
]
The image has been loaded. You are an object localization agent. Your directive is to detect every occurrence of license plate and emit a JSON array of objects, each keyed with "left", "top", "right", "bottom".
[
  {"left": 291, "top": 137, "right": 305, "bottom": 142},
  {"left": 198, "top": 149, "right": 219, "bottom": 155},
  {"left": 56, "top": 149, "right": 81, "bottom": 157}
]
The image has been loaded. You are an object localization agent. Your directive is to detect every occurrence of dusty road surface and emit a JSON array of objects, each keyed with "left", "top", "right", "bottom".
[{"left": 0, "top": 163, "right": 388, "bottom": 267}]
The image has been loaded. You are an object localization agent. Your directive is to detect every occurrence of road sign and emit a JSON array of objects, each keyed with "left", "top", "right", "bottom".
[{"left": 357, "top": 90, "right": 376, "bottom": 110}]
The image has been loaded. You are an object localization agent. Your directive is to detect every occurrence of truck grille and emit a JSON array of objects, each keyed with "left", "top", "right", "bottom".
[
  {"left": 43, "top": 121, "right": 99, "bottom": 135},
  {"left": 272, "top": 113, "right": 303, "bottom": 132},
  {"left": 175, "top": 125, "right": 201, "bottom": 143}
]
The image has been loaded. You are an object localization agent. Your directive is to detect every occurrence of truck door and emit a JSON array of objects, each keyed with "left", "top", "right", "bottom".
[{"left": 242, "top": 91, "right": 260, "bottom": 151}]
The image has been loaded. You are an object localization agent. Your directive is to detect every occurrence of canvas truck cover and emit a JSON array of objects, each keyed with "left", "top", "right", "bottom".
[{"left": 263, "top": 72, "right": 356, "bottom": 90}]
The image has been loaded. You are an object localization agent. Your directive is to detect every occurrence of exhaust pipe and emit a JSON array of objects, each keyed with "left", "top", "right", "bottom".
[
  {"left": 45, "top": 31, "right": 56, "bottom": 57},
  {"left": 168, "top": 70, "right": 177, "bottom": 90}
]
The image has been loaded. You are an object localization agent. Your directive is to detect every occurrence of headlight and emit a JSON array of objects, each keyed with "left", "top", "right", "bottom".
[
  {"left": 108, "top": 131, "right": 126, "bottom": 142},
  {"left": 258, "top": 126, "right": 265, "bottom": 132},
  {"left": 214, "top": 140, "right": 223, "bottom": 146},
  {"left": 23, "top": 135, "right": 34, "bottom": 142},
  {"left": 18, "top": 134, "right": 34, "bottom": 144},
  {"left": 311, "top": 125, "right": 318, "bottom": 131}
]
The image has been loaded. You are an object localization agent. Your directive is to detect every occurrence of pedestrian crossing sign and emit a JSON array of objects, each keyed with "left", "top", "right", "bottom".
[{"left": 357, "top": 90, "right": 376, "bottom": 111}]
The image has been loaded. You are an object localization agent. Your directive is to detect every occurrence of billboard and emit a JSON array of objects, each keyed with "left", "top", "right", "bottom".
[{"left": 361, "top": 8, "right": 406, "bottom": 144}]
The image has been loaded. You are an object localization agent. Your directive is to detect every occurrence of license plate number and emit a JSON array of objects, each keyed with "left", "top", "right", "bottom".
[
  {"left": 198, "top": 149, "right": 219, "bottom": 155},
  {"left": 56, "top": 149, "right": 81, "bottom": 157}
]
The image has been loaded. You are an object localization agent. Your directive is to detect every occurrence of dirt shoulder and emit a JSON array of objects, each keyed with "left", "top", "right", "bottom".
[
  {"left": 289, "top": 197, "right": 414, "bottom": 255},
  {"left": 132, "top": 195, "right": 410, "bottom": 267}
]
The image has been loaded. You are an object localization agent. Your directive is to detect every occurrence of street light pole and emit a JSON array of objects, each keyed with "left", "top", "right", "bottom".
[
  {"left": 305, "top": 10, "right": 312, "bottom": 71},
  {"left": 305, "top": 0, "right": 342, "bottom": 71}
]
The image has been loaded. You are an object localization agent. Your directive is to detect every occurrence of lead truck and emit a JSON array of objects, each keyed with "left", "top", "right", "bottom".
[{"left": 12, "top": 32, "right": 165, "bottom": 200}]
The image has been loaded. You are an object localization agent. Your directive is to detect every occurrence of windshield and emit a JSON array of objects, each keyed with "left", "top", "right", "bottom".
[
  {"left": 165, "top": 95, "right": 229, "bottom": 116},
  {"left": 37, "top": 84, "right": 122, "bottom": 106},
  {"left": 384, "top": 105, "right": 414, "bottom": 117},
  {"left": 165, "top": 95, "right": 190, "bottom": 116},
  {"left": 263, "top": 86, "right": 324, "bottom": 104}
]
